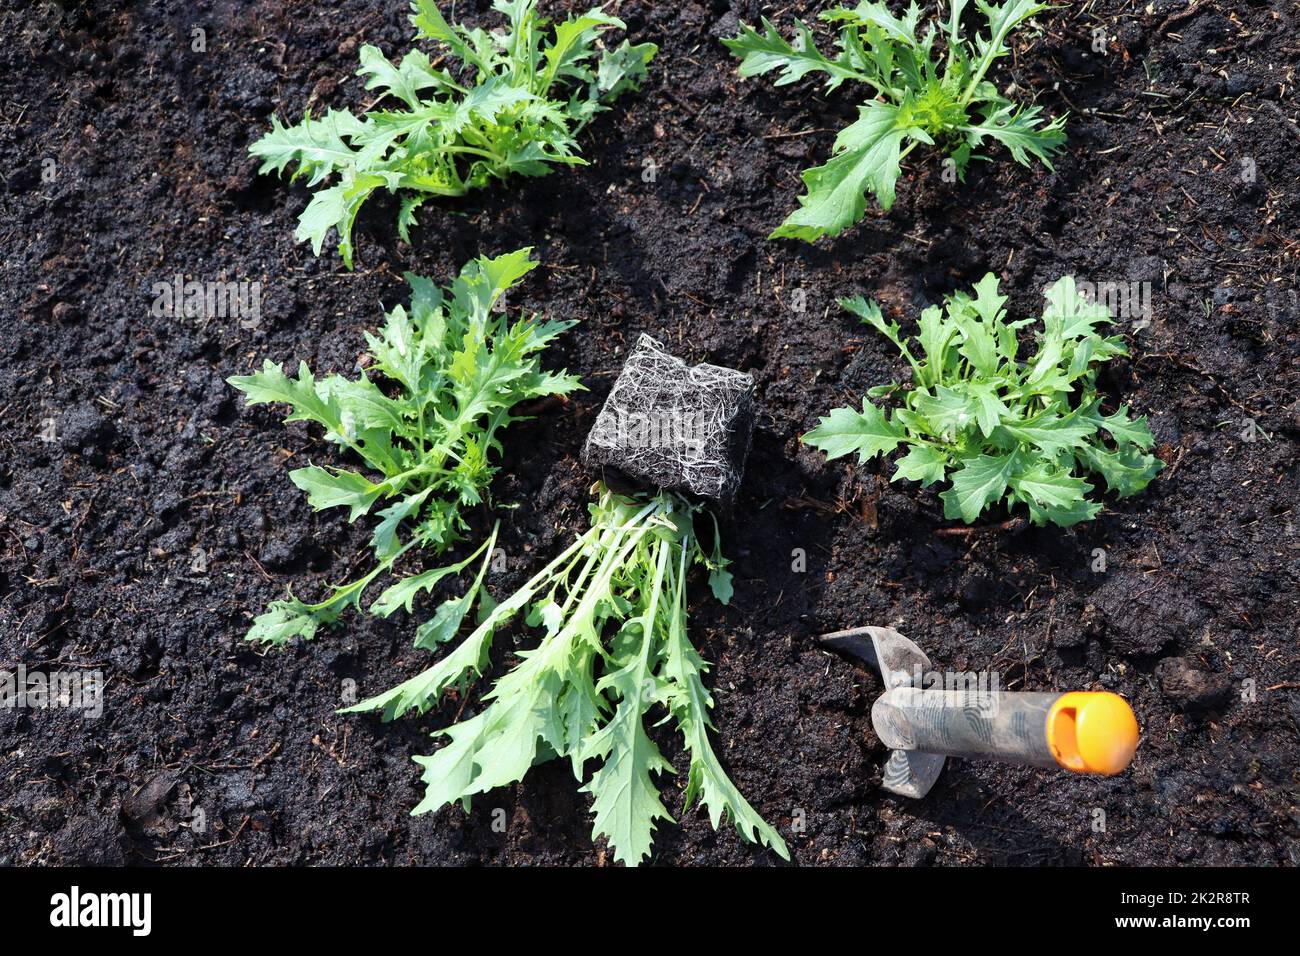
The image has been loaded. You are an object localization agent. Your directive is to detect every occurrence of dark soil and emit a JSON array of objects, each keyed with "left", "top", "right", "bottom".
[{"left": 2, "top": 0, "right": 1297, "bottom": 866}]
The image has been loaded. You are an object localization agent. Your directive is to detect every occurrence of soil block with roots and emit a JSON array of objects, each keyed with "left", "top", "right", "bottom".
[{"left": 583, "top": 334, "right": 755, "bottom": 507}]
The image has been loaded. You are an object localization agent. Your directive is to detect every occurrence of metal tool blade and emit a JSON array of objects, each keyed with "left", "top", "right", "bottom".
[{"left": 818, "top": 625, "right": 946, "bottom": 798}]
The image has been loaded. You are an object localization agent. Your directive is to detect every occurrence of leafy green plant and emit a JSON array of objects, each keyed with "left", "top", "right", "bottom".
[
  {"left": 343, "top": 487, "right": 790, "bottom": 866},
  {"left": 723, "top": 0, "right": 1066, "bottom": 241},
  {"left": 804, "top": 274, "right": 1163, "bottom": 527},
  {"left": 227, "top": 248, "right": 581, "bottom": 644},
  {"left": 250, "top": 0, "right": 657, "bottom": 267}
]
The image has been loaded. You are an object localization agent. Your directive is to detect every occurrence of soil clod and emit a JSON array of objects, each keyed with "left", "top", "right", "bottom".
[{"left": 1155, "top": 657, "right": 1235, "bottom": 713}]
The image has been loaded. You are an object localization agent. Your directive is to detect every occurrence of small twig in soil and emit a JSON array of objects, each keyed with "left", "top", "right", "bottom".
[
  {"left": 244, "top": 549, "right": 273, "bottom": 583},
  {"left": 782, "top": 495, "right": 845, "bottom": 515},
  {"left": 451, "top": 689, "right": 473, "bottom": 724},
  {"left": 762, "top": 127, "right": 830, "bottom": 140},
  {"left": 252, "top": 741, "right": 281, "bottom": 770},
  {"left": 1155, "top": 2, "right": 1203, "bottom": 35},
  {"left": 933, "top": 517, "right": 1026, "bottom": 536}
]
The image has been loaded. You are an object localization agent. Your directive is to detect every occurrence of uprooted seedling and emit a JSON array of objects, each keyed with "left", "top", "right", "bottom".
[
  {"left": 250, "top": 0, "right": 656, "bottom": 267},
  {"left": 724, "top": 0, "right": 1066, "bottom": 241},
  {"left": 343, "top": 337, "right": 788, "bottom": 865},
  {"left": 805, "top": 274, "right": 1163, "bottom": 526},
  {"left": 228, "top": 247, "right": 581, "bottom": 645}
]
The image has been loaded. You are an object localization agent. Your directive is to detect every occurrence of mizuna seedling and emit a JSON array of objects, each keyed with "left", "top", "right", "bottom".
[
  {"left": 804, "top": 274, "right": 1163, "bottom": 527},
  {"left": 724, "top": 0, "right": 1067, "bottom": 241},
  {"left": 228, "top": 248, "right": 581, "bottom": 645},
  {"left": 251, "top": 0, "right": 657, "bottom": 267}
]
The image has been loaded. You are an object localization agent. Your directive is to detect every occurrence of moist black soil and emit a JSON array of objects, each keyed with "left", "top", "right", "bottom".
[{"left": 2, "top": 0, "right": 1297, "bottom": 866}]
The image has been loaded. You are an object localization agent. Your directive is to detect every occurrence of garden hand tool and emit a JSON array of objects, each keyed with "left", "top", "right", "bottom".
[{"left": 819, "top": 626, "right": 1139, "bottom": 798}]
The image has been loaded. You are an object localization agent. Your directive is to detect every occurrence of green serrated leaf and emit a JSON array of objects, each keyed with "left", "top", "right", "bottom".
[
  {"left": 1043, "top": 275, "right": 1115, "bottom": 340},
  {"left": 290, "top": 466, "right": 387, "bottom": 521},
  {"left": 1078, "top": 443, "right": 1164, "bottom": 497},
  {"left": 941, "top": 451, "right": 1020, "bottom": 523},
  {"left": 1024, "top": 496, "right": 1102, "bottom": 526},
  {"left": 916, "top": 304, "right": 958, "bottom": 385},
  {"left": 244, "top": 597, "right": 328, "bottom": 647},
  {"left": 804, "top": 399, "right": 906, "bottom": 461},
  {"left": 580, "top": 541, "right": 675, "bottom": 865},
  {"left": 723, "top": 17, "right": 864, "bottom": 92},
  {"left": 969, "top": 381, "right": 1011, "bottom": 436},
  {"left": 705, "top": 514, "right": 734, "bottom": 604},
  {"left": 595, "top": 40, "right": 657, "bottom": 100},
  {"left": 357, "top": 46, "right": 445, "bottom": 110},
  {"left": 964, "top": 101, "right": 1066, "bottom": 167},
  {"left": 998, "top": 410, "right": 1094, "bottom": 457},
  {"left": 893, "top": 443, "right": 949, "bottom": 486},
  {"left": 371, "top": 489, "right": 432, "bottom": 560},
  {"left": 246, "top": 564, "right": 388, "bottom": 647},
  {"left": 1009, "top": 461, "right": 1091, "bottom": 508},
  {"left": 1084, "top": 404, "right": 1157, "bottom": 450},
  {"left": 229, "top": 360, "right": 342, "bottom": 435},
  {"left": 248, "top": 109, "right": 364, "bottom": 186},
  {"left": 844, "top": 295, "right": 923, "bottom": 378},
  {"left": 771, "top": 101, "right": 918, "bottom": 240},
  {"left": 413, "top": 527, "right": 498, "bottom": 649},
  {"left": 371, "top": 562, "right": 463, "bottom": 619},
  {"left": 914, "top": 384, "right": 981, "bottom": 437},
  {"left": 661, "top": 544, "right": 788, "bottom": 860},
  {"left": 293, "top": 169, "right": 389, "bottom": 268}
]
